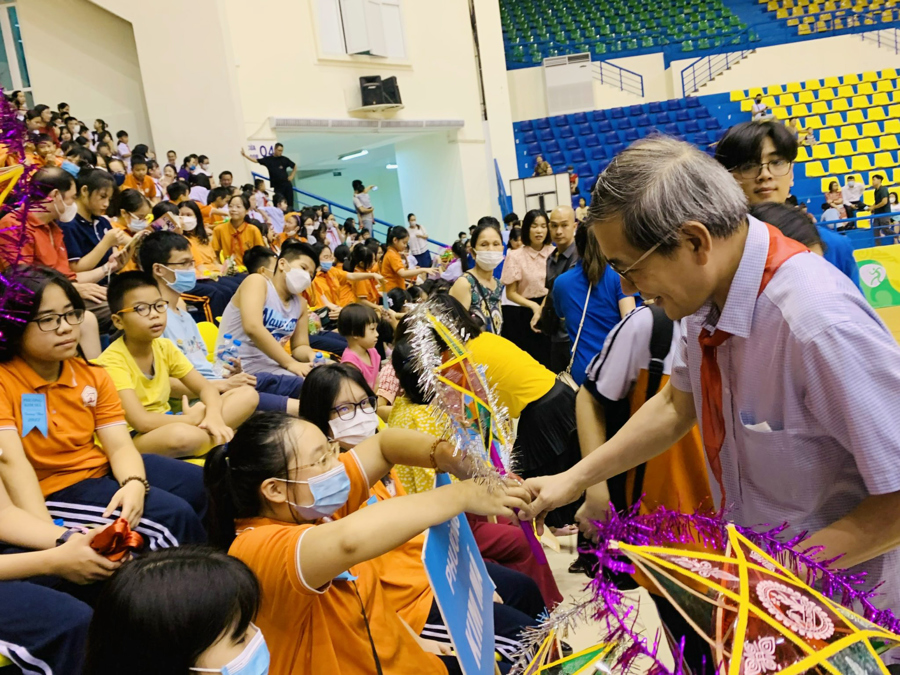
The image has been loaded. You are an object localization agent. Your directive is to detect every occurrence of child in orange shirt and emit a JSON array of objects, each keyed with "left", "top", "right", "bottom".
[
  {"left": 109, "top": 188, "right": 152, "bottom": 272},
  {"left": 381, "top": 226, "right": 436, "bottom": 293},
  {"left": 200, "top": 187, "right": 230, "bottom": 228},
  {"left": 122, "top": 157, "right": 157, "bottom": 202},
  {"left": 206, "top": 411, "right": 529, "bottom": 675},
  {"left": 349, "top": 245, "right": 383, "bottom": 310},
  {"left": 313, "top": 244, "right": 382, "bottom": 309}
]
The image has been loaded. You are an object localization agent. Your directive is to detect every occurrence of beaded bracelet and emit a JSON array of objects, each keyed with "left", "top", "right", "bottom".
[
  {"left": 121, "top": 475, "right": 151, "bottom": 495},
  {"left": 429, "top": 438, "right": 449, "bottom": 473}
]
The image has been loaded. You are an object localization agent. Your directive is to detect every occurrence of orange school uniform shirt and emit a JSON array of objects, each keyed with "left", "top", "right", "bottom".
[
  {"left": 200, "top": 203, "right": 228, "bottom": 227},
  {"left": 381, "top": 247, "right": 406, "bottom": 292},
  {"left": 353, "top": 264, "right": 380, "bottom": 304},
  {"left": 122, "top": 173, "right": 157, "bottom": 200},
  {"left": 109, "top": 218, "right": 139, "bottom": 272},
  {"left": 229, "top": 451, "right": 446, "bottom": 675},
  {"left": 313, "top": 268, "right": 355, "bottom": 307},
  {"left": 0, "top": 357, "right": 124, "bottom": 496},
  {"left": 189, "top": 238, "right": 220, "bottom": 276},
  {"left": 0, "top": 211, "right": 75, "bottom": 279},
  {"left": 210, "top": 220, "right": 264, "bottom": 267}
]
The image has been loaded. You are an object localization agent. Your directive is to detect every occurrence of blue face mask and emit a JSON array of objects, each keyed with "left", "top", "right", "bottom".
[
  {"left": 320, "top": 261, "right": 333, "bottom": 272},
  {"left": 113, "top": 172, "right": 126, "bottom": 186},
  {"left": 277, "top": 463, "right": 351, "bottom": 520},
  {"left": 162, "top": 266, "right": 197, "bottom": 294},
  {"left": 190, "top": 627, "right": 270, "bottom": 675},
  {"left": 61, "top": 160, "right": 80, "bottom": 177}
]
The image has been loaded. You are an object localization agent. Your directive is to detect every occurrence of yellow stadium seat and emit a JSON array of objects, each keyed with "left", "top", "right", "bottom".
[
  {"left": 730, "top": 90, "right": 745, "bottom": 101},
  {"left": 834, "top": 16, "right": 845, "bottom": 28},
  {"left": 829, "top": 158, "right": 851, "bottom": 174},
  {"left": 805, "top": 114, "right": 823, "bottom": 129},
  {"left": 773, "top": 107, "right": 788, "bottom": 120},
  {"left": 196, "top": 322, "right": 219, "bottom": 361},
  {"left": 824, "top": 0, "right": 838, "bottom": 8},
  {"left": 748, "top": 87, "right": 764, "bottom": 97},
  {"left": 762, "top": 95, "right": 777, "bottom": 107},
  {"left": 880, "top": 135, "right": 900, "bottom": 151},
  {"left": 840, "top": 125, "right": 861, "bottom": 140},
  {"left": 892, "top": 91, "right": 900, "bottom": 104},
  {"left": 831, "top": 98, "right": 850, "bottom": 112},
  {"left": 821, "top": 177, "right": 841, "bottom": 192},
  {"left": 811, "top": 101, "right": 830, "bottom": 114},
  {"left": 890, "top": 104, "right": 900, "bottom": 118},
  {"left": 868, "top": 107, "right": 887, "bottom": 121},
  {"left": 876, "top": 79, "right": 894, "bottom": 93},
  {"left": 887, "top": 120, "right": 900, "bottom": 135},
  {"left": 798, "top": 90, "right": 817, "bottom": 104},
  {"left": 858, "top": 82, "right": 875, "bottom": 95},
  {"left": 812, "top": 144, "right": 834, "bottom": 159},
  {"left": 779, "top": 93, "right": 797, "bottom": 107},
  {"left": 823, "top": 76, "right": 841, "bottom": 88},
  {"left": 852, "top": 95, "right": 870, "bottom": 108},
  {"left": 847, "top": 109, "right": 867, "bottom": 124},
  {"left": 803, "top": 79, "right": 821, "bottom": 90},
  {"left": 817, "top": 88, "right": 835, "bottom": 102},
  {"left": 777, "top": 7, "right": 790, "bottom": 16},
  {"left": 820, "top": 128, "right": 839, "bottom": 143},
  {"left": 864, "top": 189, "right": 875, "bottom": 203},
  {"left": 875, "top": 152, "right": 895, "bottom": 168},
  {"left": 852, "top": 155, "right": 874, "bottom": 172},
  {"left": 806, "top": 161, "right": 827, "bottom": 177},
  {"left": 862, "top": 71, "right": 879, "bottom": 82},
  {"left": 856, "top": 210, "right": 871, "bottom": 228},
  {"left": 825, "top": 112, "right": 845, "bottom": 126},
  {"left": 768, "top": 84, "right": 785, "bottom": 95},
  {"left": 863, "top": 121, "right": 883, "bottom": 136},
  {"left": 843, "top": 73, "right": 861, "bottom": 85},
  {"left": 797, "top": 147, "right": 811, "bottom": 161},
  {"left": 788, "top": 17, "right": 801, "bottom": 25},
  {"left": 882, "top": 68, "right": 898, "bottom": 79},
  {"left": 857, "top": 138, "right": 878, "bottom": 153},
  {"left": 872, "top": 92, "right": 892, "bottom": 106},
  {"left": 837, "top": 85, "right": 855, "bottom": 98},
  {"left": 741, "top": 99, "right": 754, "bottom": 112},
  {"left": 792, "top": 103, "right": 811, "bottom": 117},
  {"left": 835, "top": 140, "right": 856, "bottom": 155},
  {"left": 786, "top": 82, "right": 802, "bottom": 93},
  {"left": 767, "top": 0, "right": 778, "bottom": 6}
]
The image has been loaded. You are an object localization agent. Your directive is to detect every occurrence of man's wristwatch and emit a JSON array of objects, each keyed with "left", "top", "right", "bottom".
[{"left": 55, "top": 526, "right": 89, "bottom": 547}]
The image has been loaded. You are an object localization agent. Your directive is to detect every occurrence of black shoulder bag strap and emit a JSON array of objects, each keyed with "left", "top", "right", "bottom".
[{"left": 631, "top": 304, "right": 675, "bottom": 506}]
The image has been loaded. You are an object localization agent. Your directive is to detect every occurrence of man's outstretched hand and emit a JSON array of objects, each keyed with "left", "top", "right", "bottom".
[{"left": 516, "top": 470, "right": 585, "bottom": 535}]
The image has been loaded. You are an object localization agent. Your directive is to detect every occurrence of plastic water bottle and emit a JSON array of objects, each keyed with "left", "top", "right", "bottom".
[
  {"left": 312, "top": 351, "right": 327, "bottom": 368},
  {"left": 213, "top": 334, "right": 233, "bottom": 377}
]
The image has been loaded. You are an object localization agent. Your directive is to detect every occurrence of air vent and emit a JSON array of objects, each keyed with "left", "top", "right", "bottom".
[{"left": 543, "top": 52, "right": 593, "bottom": 116}]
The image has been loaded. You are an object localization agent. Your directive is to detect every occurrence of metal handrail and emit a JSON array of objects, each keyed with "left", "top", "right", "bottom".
[
  {"left": 251, "top": 172, "right": 448, "bottom": 251},
  {"left": 861, "top": 26, "right": 900, "bottom": 53},
  {"left": 592, "top": 60, "right": 645, "bottom": 97},
  {"left": 680, "top": 45, "right": 753, "bottom": 95}
]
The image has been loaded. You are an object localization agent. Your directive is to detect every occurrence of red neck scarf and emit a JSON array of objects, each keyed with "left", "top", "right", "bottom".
[{"left": 698, "top": 224, "right": 808, "bottom": 501}]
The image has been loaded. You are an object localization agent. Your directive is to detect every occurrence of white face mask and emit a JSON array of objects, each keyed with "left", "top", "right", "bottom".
[
  {"left": 329, "top": 410, "right": 379, "bottom": 447},
  {"left": 284, "top": 266, "right": 312, "bottom": 294},
  {"left": 56, "top": 194, "right": 78, "bottom": 222},
  {"left": 181, "top": 215, "right": 198, "bottom": 231},
  {"left": 475, "top": 250, "right": 504, "bottom": 271},
  {"left": 127, "top": 213, "right": 148, "bottom": 233}
]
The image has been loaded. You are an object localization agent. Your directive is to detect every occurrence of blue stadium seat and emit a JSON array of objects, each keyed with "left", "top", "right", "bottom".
[
  {"left": 536, "top": 118, "right": 551, "bottom": 129},
  {"left": 596, "top": 120, "right": 613, "bottom": 133},
  {"left": 686, "top": 97, "right": 701, "bottom": 108},
  {"left": 584, "top": 136, "right": 600, "bottom": 148},
  {"left": 526, "top": 143, "right": 541, "bottom": 156},
  {"left": 664, "top": 123, "right": 680, "bottom": 135},
  {"left": 576, "top": 162, "right": 592, "bottom": 177},
  {"left": 635, "top": 114, "right": 651, "bottom": 127},
  {"left": 571, "top": 149, "right": 587, "bottom": 163},
  {"left": 603, "top": 132, "right": 619, "bottom": 145},
  {"left": 522, "top": 131, "right": 537, "bottom": 144},
  {"left": 520, "top": 120, "right": 534, "bottom": 132},
  {"left": 655, "top": 112, "right": 672, "bottom": 125},
  {"left": 610, "top": 107, "right": 625, "bottom": 119},
  {"left": 665, "top": 99, "right": 684, "bottom": 111},
  {"left": 590, "top": 110, "right": 607, "bottom": 122},
  {"left": 590, "top": 146, "right": 607, "bottom": 160},
  {"left": 539, "top": 129, "right": 554, "bottom": 142},
  {"left": 576, "top": 123, "right": 592, "bottom": 136},
  {"left": 551, "top": 115, "right": 568, "bottom": 127},
  {"left": 694, "top": 107, "right": 710, "bottom": 119},
  {"left": 624, "top": 128, "right": 639, "bottom": 142},
  {"left": 676, "top": 109, "right": 690, "bottom": 122},
  {"left": 573, "top": 112, "right": 588, "bottom": 125},
  {"left": 559, "top": 127, "right": 574, "bottom": 138},
  {"left": 629, "top": 104, "right": 644, "bottom": 116},
  {"left": 610, "top": 142, "right": 626, "bottom": 156},
  {"left": 692, "top": 132, "right": 711, "bottom": 145},
  {"left": 684, "top": 120, "right": 701, "bottom": 133},
  {"left": 705, "top": 118, "right": 721, "bottom": 130},
  {"left": 549, "top": 152, "right": 566, "bottom": 166},
  {"left": 544, "top": 140, "right": 561, "bottom": 153},
  {"left": 616, "top": 118, "right": 632, "bottom": 130},
  {"left": 648, "top": 102, "right": 663, "bottom": 114},
  {"left": 564, "top": 137, "right": 580, "bottom": 151}
]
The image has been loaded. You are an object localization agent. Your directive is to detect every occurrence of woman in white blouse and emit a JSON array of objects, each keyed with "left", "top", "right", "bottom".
[{"left": 500, "top": 209, "right": 553, "bottom": 367}]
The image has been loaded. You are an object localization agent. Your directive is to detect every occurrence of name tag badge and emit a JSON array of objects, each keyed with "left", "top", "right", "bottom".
[
  {"left": 334, "top": 570, "right": 358, "bottom": 582},
  {"left": 21, "top": 394, "right": 48, "bottom": 437}
]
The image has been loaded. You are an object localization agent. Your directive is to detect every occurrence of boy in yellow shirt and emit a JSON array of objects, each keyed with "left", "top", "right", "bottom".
[{"left": 97, "top": 271, "right": 257, "bottom": 458}]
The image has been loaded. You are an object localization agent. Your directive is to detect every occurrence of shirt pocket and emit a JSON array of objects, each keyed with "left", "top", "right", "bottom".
[{"left": 737, "top": 418, "right": 814, "bottom": 505}]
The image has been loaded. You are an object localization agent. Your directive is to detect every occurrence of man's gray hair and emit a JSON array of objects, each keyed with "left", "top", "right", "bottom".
[{"left": 589, "top": 136, "right": 748, "bottom": 254}]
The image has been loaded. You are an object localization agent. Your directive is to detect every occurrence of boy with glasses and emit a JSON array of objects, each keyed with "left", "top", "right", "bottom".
[{"left": 96, "top": 272, "right": 257, "bottom": 458}]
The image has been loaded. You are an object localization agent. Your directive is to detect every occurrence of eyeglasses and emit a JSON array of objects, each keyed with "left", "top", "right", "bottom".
[
  {"left": 332, "top": 396, "right": 378, "bottom": 421},
  {"left": 731, "top": 158, "right": 793, "bottom": 180},
  {"left": 117, "top": 300, "right": 169, "bottom": 317},
  {"left": 30, "top": 309, "right": 85, "bottom": 332},
  {"left": 607, "top": 240, "right": 663, "bottom": 284},
  {"left": 292, "top": 442, "right": 340, "bottom": 473},
  {"left": 164, "top": 259, "right": 195, "bottom": 270}
]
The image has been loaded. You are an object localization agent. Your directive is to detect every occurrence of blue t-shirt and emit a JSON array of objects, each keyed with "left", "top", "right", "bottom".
[
  {"left": 552, "top": 262, "right": 628, "bottom": 386},
  {"left": 163, "top": 306, "right": 217, "bottom": 380},
  {"left": 817, "top": 225, "right": 860, "bottom": 289},
  {"left": 61, "top": 212, "right": 113, "bottom": 266}
]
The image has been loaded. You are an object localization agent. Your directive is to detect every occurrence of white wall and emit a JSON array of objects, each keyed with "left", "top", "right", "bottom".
[
  {"left": 17, "top": 0, "right": 153, "bottom": 148},
  {"left": 295, "top": 167, "right": 404, "bottom": 227}
]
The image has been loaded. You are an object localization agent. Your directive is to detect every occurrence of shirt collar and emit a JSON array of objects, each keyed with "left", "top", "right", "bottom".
[
  {"left": 554, "top": 241, "right": 577, "bottom": 261},
  {"left": 703, "top": 215, "right": 768, "bottom": 339},
  {"left": 12, "top": 356, "right": 78, "bottom": 389},
  {"left": 524, "top": 245, "right": 551, "bottom": 260}
]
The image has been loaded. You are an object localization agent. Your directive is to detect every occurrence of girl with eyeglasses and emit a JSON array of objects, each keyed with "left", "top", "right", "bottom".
[
  {"left": 204, "top": 405, "right": 531, "bottom": 675},
  {"left": 0, "top": 267, "right": 208, "bottom": 555}
]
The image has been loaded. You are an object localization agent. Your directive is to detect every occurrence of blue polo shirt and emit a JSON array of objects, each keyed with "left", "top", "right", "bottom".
[
  {"left": 552, "top": 261, "right": 628, "bottom": 386},
  {"left": 817, "top": 225, "right": 860, "bottom": 289},
  {"left": 60, "top": 212, "right": 113, "bottom": 266}
]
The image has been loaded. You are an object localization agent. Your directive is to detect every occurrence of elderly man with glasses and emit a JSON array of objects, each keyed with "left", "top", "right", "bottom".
[{"left": 519, "top": 136, "right": 900, "bottom": 627}]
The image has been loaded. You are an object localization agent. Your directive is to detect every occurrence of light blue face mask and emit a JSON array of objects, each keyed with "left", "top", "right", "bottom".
[
  {"left": 190, "top": 626, "right": 269, "bottom": 675},
  {"left": 61, "top": 160, "right": 80, "bottom": 177},
  {"left": 276, "top": 463, "right": 351, "bottom": 520},
  {"left": 162, "top": 266, "right": 197, "bottom": 294},
  {"left": 320, "top": 261, "right": 333, "bottom": 272}
]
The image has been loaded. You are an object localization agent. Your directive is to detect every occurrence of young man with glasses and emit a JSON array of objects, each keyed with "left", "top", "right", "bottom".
[
  {"left": 519, "top": 137, "right": 900, "bottom": 631},
  {"left": 96, "top": 271, "right": 258, "bottom": 458}
]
